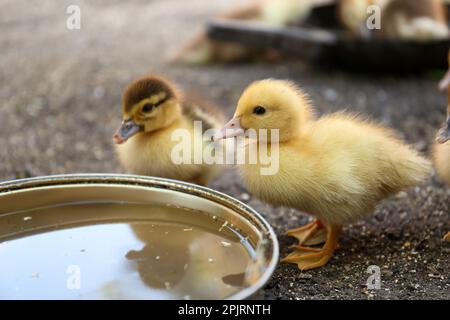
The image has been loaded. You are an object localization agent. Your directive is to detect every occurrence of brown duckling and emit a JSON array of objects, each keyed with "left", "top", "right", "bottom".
[
  {"left": 215, "top": 79, "right": 432, "bottom": 270},
  {"left": 113, "top": 76, "right": 224, "bottom": 186}
]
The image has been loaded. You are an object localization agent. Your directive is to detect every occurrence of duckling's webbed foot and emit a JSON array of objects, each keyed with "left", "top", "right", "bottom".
[
  {"left": 286, "top": 219, "right": 327, "bottom": 246},
  {"left": 436, "top": 120, "right": 450, "bottom": 144},
  {"left": 282, "top": 225, "right": 340, "bottom": 271},
  {"left": 444, "top": 232, "right": 450, "bottom": 242}
]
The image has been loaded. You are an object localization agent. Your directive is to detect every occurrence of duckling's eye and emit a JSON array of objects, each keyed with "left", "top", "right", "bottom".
[
  {"left": 142, "top": 104, "right": 153, "bottom": 113},
  {"left": 253, "top": 106, "right": 266, "bottom": 115}
]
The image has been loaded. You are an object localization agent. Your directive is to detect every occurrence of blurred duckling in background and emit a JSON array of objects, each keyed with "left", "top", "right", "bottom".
[
  {"left": 170, "top": 0, "right": 327, "bottom": 64},
  {"left": 113, "top": 76, "right": 224, "bottom": 186},
  {"left": 260, "top": 0, "right": 326, "bottom": 26},
  {"left": 215, "top": 79, "right": 431, "bottom": 270},
  {"left": 337, "top": 0, "right": 389, "bottom": 37},
  {"left": 169, "top": 1, "right": 261, "bottom": 65},
  {"left": 381, "top": 0, "right": 449, "bottom": 41},
  {"left": 338, "top": 0, "right": 449, "bottom": 41},
  {"left": 435, "top": 50, "right": 450, "bottom": 242}
]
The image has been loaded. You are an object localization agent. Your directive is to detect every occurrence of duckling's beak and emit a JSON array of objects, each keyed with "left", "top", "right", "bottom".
[
  {"left": 439, "top": 68, "right": 450, "bottom": 91},
  {"left": 113, "top": 119, "right": 143, "bottom": 144},
  {"left": 436, "top": 117, "right": 450, "bottom": 144},
  {"left": 213, "top": 117, "right": 245, "bottom": 141}
]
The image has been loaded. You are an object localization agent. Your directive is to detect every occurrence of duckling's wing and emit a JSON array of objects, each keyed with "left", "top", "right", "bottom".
[{"left": 182, "top": 94, "right": 226, "bottom": 132}]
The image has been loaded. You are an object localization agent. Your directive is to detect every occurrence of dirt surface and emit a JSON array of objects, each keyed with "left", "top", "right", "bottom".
[{"left": 0, "top": 0, "right": 448, "bottom": 300}]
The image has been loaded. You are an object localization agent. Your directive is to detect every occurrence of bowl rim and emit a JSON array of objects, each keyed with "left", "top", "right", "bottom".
[{"left": 0, "top": 173, "right": 279, "bottom": 300}]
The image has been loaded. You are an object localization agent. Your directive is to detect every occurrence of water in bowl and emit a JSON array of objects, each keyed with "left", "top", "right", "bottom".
[{"left": 0, "top": 202, "right": 254, "bottom": 299}]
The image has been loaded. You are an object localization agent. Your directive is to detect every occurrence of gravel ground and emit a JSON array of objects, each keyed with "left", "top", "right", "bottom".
[{"left": 0, "top": 0, "right": 448, "bottom": 299}]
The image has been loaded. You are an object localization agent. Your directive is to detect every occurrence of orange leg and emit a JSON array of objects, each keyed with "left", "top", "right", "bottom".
[
  {"left": 444, "top": 232, "right": 450, "bottom": 242},
  {"left": 282, "top": 224, "right": 341, "bottom": 271},
  {"left": 286, "top": 219, "right": 327, "bottom": 246}
]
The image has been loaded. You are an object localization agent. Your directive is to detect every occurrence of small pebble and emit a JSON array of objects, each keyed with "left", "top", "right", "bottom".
[
  {"left": 323, "top": 88, "right": 338, "bottom": 102},
  {"left": 240, "top": 193, "right": 251, "bottom": 201},
  {"left": 93, "top": 86, "right": 105, "bottom": 99},
  {"left": 297, "top": 273, "right": 312, "bottom": 280}
]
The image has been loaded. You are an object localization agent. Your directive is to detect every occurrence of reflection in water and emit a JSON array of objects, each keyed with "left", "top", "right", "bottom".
[
  {"left": 0, "top": 202, "right": 252, "bottom": 300},
  {"left": 126, "top": 224, "right": 190, "bottom": 290},
  {"left": 222, "top": 272, "right": 246, "bottom": 287}
]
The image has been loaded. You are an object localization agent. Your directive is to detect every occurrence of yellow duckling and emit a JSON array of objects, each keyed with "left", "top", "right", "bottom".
[
  {"left": 434, "top": 51, "right": 450, "bottom": 242},
  {"left": 381, "top": 0, "right": 449, "bottom": 41},
  {"left": 215, "top": 79, "right": 432, "bottom": 270},
  {"left": 337, "top": 0, "right": 389, "bottom": 36},
  {"left": 113, "top": 76, "right": 224, "bottom": 186}
]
